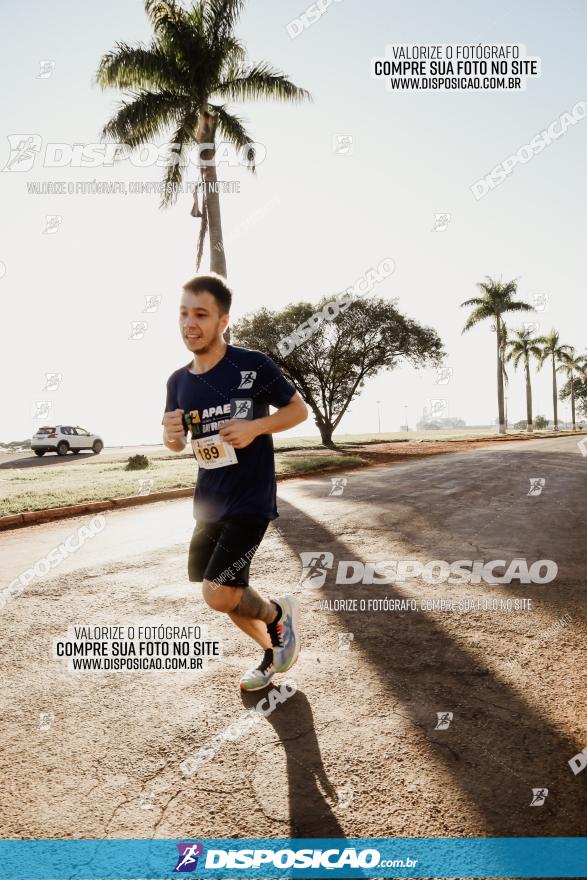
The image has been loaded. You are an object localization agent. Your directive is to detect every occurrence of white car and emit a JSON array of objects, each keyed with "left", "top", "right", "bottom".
[{"left": 31, "top": 425, "right": 104, "bottom": 457}]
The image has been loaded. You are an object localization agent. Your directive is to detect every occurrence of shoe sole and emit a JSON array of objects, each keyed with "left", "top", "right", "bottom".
[
  {"left": 276, "top": 595, "right": 301, "bottom": 673},
  {"left": 239, "top": 680, "right": 272, "bottom": 692},
  {"left": 239, "top": 670, "right": 276, "bottom": 692}
]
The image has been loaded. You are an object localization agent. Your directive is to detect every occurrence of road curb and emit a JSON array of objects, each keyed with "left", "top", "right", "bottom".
[{"left": 1, "top": 488, "right": 194, "bottom": 532}]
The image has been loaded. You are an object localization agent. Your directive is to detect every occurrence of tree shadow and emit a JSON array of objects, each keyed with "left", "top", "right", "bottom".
[
  {"left": 0, "top": 452, "right": 97, "bottom": 469},
  {"left": 273, "top": 456, "right": 585, "bottom": 836}
]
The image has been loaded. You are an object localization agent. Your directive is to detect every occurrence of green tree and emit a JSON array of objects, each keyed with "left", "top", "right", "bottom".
[
  {"left": 558, "top": 348, "right": 587, "bottom": 430},
  {"left": 461, "top": 277, "right": 533, "bottom": 434},
  {"left": 505, "top": 327, "right": 542, "bottom": 432},
  {"left": 233, "top": 295, "right": 444, "bottom": 447},
  {"left": 96, "top": 0, "right": 310, "bottom": 274},
  {"left": 534, "top": 414, "right": 548, "bottom": 430},
  {"left": 536, "top": 330, "right": 572, "bottom": 431}
]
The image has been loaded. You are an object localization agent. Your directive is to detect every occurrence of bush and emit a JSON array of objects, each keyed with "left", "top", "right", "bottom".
[
  {"left": 534, "top": 415, "right": 549, "bottom": 430},
  {"left": 126, "top": 454, "right": 149, "bottom": 471}
]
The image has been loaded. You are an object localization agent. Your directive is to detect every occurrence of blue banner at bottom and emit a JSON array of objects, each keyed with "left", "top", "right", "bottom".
[{"left": 0, "top": 838, "right": 584, "bottom": 879}]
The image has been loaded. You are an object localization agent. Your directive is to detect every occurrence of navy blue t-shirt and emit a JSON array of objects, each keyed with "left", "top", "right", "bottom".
[{"left": 164, "top": 345, "right": 296, "bottom": 523}]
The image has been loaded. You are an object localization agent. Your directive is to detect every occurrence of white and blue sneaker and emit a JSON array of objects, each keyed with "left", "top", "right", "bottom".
[
  {"left": 240, "top": 649, "right": 278, "bottom": 691},
  {"left": 239, "top": 596, "right": 301, "bottom": 691},
  {"left": 267, "top": 595, "right": 301, "bottom": 673}
]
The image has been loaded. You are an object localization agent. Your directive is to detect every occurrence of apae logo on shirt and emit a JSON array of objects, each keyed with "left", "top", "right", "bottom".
[
  {"left": 238, "top": 370, "right": 256, "bottom": 389},
  {"left": 183, "top": 409, "right": 201, "bottom": 437}
]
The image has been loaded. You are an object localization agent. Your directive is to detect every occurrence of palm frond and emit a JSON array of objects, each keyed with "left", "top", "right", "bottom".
[
  {"left": 211, "top": 105, "right": 255, "bottom": 171},
  {"left": 220, "top": 35, "right": 247, "bottom": 66},
  {"left": 96, "top": 42, "right": 187, "bottom": 91},
  {"left": 461, "top": 306, "right": 493, "bottom": 333},
  {"left": 159, "top": 109, "right": 200, "bottom": 208},
  {"left": 214, "top": 60, "right": 312, "bottom": 104},
  {"left": 145, "top": 0, "right": 191, "bottom": 36},
  {"left": 203, "top": 0, "right": 246, "bottom": 43},
  {"left": 100, "top": 89, "right": 185, "bottom": 146},
  {"left": 502, "top": 300, "right": 533, "bottom": 315},
  {"left": 144, "top": 0, "right": 208, "bottom": 73}
]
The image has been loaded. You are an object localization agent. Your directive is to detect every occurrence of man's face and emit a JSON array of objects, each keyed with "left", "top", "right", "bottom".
[{"left": 179, "top": 290, "right": 229, "bottom": 354}]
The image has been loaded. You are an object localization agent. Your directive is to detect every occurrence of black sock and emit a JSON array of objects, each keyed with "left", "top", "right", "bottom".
[{"left": 267, "top": 602, "right": 283, "bottom": 647}]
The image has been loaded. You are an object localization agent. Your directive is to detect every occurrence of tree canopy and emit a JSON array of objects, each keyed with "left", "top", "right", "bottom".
[{"left": 233, "top": 295, "right": 444, "bottom": 445}]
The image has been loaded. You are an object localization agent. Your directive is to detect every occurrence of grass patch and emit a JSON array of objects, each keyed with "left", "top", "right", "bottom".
[
  {"left": 0, "top": 450, "right": 367, "bottom": 516},
  {"left": 0, "top": 457, "right": 196, "bottom": 516},
  {"left": 277, "top": 453, "right": 365, "bottom": 476}
]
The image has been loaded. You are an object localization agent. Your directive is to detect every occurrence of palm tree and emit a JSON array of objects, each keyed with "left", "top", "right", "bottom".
[
  {"left": 505, "top": 327, "right": 542, "bottom": 432},
  {"left": 559, "top": 348, "right": 587, "bottom": 430},
  {"left": 96, "top": 0, "right": 311, "bottom": 275},
  {"left": 461, "top": 277, "right": 533, "bottom": 434},
  {"left": 536, "top": 330, "right": 572, "bottom": 431}
]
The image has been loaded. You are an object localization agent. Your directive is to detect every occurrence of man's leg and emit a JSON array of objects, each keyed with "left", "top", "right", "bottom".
[
  {"left": 194, "top": 516, "right": 300, "bottom": 690},
  {"left": 229, "top": 587, "right": 279, "bottom": 649},
  {"left": 201, "top": 580, "right": 277, "bottom": 649},
  {"left": 227, "top": 614, "right": 272, "bottom": 650}
]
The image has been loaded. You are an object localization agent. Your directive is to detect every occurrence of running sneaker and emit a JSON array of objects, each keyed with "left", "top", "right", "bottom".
[
  {"left": 267, "top": 594, "right": 301, "bottom": 673},
  {"left": 239, "top": 649, "right": 277, "bottom": 691}
]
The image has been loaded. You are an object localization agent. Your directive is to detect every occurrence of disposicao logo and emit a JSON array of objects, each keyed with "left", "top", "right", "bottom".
[
  {"left": 202, "top": 846, "right": 381, "bottom": 870},
  {"left": 174, "top": 843, "right": 204, "bottom": 873}
]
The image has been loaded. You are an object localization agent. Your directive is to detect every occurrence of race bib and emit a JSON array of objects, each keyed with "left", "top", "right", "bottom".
[{"left": 191, "top": 433, "right": 237, "bottom": 469}]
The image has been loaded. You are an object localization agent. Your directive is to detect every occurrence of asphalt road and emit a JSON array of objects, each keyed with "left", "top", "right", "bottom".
[
  {"left": 0, "top": 445, "right": 164, "bottom": 469},
  {"left": 0, "top": 435, "right": 585, "bottom": 840}
]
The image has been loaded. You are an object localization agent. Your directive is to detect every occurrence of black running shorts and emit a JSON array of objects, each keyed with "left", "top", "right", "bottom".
[{"left": 187, "top": 514, "right": 269, "bottom": 587}]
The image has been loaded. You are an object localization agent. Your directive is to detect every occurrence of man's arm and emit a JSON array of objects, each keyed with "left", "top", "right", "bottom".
[
  {"left": 219, "top": 392, "right": 308, "bottom": 449},
  {"left": 255, "top": 391, "right": 308, "bottom": 436}
]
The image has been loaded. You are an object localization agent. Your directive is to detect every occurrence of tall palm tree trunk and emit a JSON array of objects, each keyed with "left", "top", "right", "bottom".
[
  {"left": 525, "top": 356, "right": 533, "bottom": 432},
  {"left": 551, "top": 354, "right": 558, "bottom": 430},
  {"left": 571, "top": 372, "right": 576, "bottom": 430},
  {"left": 196, "top": 109, "right": 226, "bottom": 276},
  {"left": 496, "top": 321, "right": 506, "bottom": 433}
]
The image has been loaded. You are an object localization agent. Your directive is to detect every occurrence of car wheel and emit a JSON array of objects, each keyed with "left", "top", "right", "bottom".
[
  {"left": 34, "top": 450, "right": 45, "bottom": 456},
  {"left": 72, "top": 449, "right": 81, "bottom": 454},
  {"left": 92, "top": 440, "right": 103, "bottom": 455},
  {"left": 57, "top": 441, "right": 69, "bottom": 456}
]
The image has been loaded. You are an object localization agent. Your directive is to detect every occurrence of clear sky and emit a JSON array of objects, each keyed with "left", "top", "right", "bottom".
[{"left": 1, "top": 0, "right": 585, "bottom": 444}]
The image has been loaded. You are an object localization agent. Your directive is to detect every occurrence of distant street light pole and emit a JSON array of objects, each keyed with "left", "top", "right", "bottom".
[{"left": 376, "top": 400, "right": 381, "bottom": 433}]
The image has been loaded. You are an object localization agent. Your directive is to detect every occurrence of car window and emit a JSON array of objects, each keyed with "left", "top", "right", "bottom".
[
  {"left": 37, "top": 426, "right": 56, "bottom": 434},
  {"left": 61, "top": 427, "right": 71, "bottom": 435},
  {"left": 76, "top": 427, "right": 90, "bottom": 436},
  {"left": 70, "top": 428, "right": 79, "bottom": 435}
]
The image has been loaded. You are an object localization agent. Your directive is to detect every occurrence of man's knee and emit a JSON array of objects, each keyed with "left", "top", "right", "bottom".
[{"left": 202, "top": 579, "right": 241, "bottom": 612}]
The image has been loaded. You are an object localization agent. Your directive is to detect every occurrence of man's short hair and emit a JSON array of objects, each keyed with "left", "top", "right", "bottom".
[{"left": 182, "top": 273, "right": 232, "bottom": 315}]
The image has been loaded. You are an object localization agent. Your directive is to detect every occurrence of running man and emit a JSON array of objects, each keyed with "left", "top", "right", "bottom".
[{"left": 162, "top": 274, "right": 308, "bottom": 690}]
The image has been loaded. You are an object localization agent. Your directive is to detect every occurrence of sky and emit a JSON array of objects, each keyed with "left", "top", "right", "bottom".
[{"left": 0, "top": 0, "right": 586, "bottom": 444}]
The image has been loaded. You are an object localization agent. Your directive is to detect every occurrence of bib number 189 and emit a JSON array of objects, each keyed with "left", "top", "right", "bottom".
[
  {"left": 197, "top": 444, "right": 221, "bottom": 462},
  {"left": 191, "top": 434, "right": 237, "bottom": 469}
]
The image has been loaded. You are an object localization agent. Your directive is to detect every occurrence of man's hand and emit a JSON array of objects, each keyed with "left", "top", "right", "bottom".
[
  {"left": 219, "top": 419, "right": 259, "bottom": 449},
  {"left": 163, "top": 409, "right": 186, "bottom": 451}
]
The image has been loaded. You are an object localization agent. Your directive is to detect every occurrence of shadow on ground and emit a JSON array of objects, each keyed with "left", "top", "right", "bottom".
[
  {"left": 272, "top": 441, "right": 586, "bottom": 836},
  {"left": 241, "top": 687, "right": 345, "bottom": 838}
]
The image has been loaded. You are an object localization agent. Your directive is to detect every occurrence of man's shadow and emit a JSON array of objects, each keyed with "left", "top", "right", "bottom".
[{"left": 241, "top": 687, "right": 346, "bottom": 838}]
